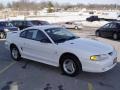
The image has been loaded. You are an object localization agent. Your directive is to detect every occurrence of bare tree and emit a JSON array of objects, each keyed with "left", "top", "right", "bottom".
[
  {"left": 0, "top": 3, "right": 4, "bottom": 10},
  {"left": 6, "top": 0, "right": 120, "bottom": 11}
]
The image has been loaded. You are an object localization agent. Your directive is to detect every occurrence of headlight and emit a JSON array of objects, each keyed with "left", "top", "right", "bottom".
[
  {"left": 90, "top": 54, "right": 108, "bottom": 61},
  {"left": 4, "top": 29, "right": 9, "bottom": 32}
]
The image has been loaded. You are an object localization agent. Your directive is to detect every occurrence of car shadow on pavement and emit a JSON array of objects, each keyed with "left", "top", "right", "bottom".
[
  {"left": 0, "top": 58, "right": 119, "bottom": 90},
  {"left": 20, "top": 58, "right": 120, "bottom": 90},
  {"left": 21, "top": 58, "right": 120, "bottom": 82},
  {"left": 75, "top": 62, "right": 120, "bottom": 90}
]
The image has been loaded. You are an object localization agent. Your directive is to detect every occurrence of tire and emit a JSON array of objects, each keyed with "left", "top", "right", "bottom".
[
  {"left": 96, "top": 31, "right": 100, "bottom": 37},
  {"left": 74, "top": 26, "right": 79, "bottom": 30},
  {"left": 10, "top": 46, "right": 21, "bottom": 61},
  {"left": 60, "top": 55, "right": 82, "bottom": 77},
  {"left": 0, "top": 32, "right": 6, "bottom": 39},
  {"left": 113, "top": 33, "right": 118, "bottom": 40}
]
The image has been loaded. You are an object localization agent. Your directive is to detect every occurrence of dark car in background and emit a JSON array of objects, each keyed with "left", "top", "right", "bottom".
[
  {"left": 30, "top": 20, "right": 50, "bottom": 25},
  {"left": 0, "top": 21, "right": 19, "bottom": 39},
  {"left": 86, "top": 16, "right": 100, "bottom": 22},
  {"left": 10, "top": 20, "right": 50, "bottom": 30},
  {"left": 10, "top": 20, "right": 34, "bottom": 30},
  {"left": 95, "top": 22, "right": 120, "bottom": 40}
]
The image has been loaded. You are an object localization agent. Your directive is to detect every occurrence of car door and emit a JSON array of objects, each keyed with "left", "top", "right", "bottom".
[
  {"left": 65, "top": 22, "right": 73, "bottom": 29},
  {"left": 18, "top": 21, "right": 30, "bottom": 30},
  {"left": 20, "top": 29, "right": 58, "bottom": 65},
  {"left": 100, "top": 23, "right": 110, "bottom": 37},
  {"left": 22, "top": 21, "right": 31, "bottom": 29},
  {"left": 11, "top": 21, "right": 21, "bottom": 29},
  {"left": 108, "top": 23, "right": 117, "bottom": 37},
  {"left": 16, "top": 21, "right": 25, "bottom": 30}
]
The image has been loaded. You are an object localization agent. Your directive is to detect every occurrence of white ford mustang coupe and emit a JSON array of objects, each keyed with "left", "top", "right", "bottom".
[{"left": 5, "top": 25, "right": 117, "bottom": 76}]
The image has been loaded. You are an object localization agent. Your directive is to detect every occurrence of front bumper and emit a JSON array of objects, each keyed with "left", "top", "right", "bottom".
[
  {"left": 81, "top": 50, "right": 117, "bottom": 73},
  {"left": 82, "top": 57, "right": 117, "bottom": 73}
]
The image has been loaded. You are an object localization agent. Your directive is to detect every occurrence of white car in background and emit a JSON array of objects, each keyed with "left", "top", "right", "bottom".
[
  {"left": 5, "top": 25, "right": 117, "bottom": 76},
  {"left": 62, "top": 21, "right": 83, "bottom": 30}
]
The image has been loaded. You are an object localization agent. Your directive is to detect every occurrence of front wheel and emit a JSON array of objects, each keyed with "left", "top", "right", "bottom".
[
  {"left": 96, "top": 31, "right": 101, "bottom": 37},
  {"left": 60, "top": 55, "right": 82, "bottom": 76},
  {"left": 10, "top": 46, "right": 21, "bottom": 61}
]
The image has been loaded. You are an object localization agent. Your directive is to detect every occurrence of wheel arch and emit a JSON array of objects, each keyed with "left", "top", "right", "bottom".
[
  {"left": 59, "top": 52, "right": 82, "bottom": 68},
  {"left": 10, "top": 43, "right": 18, "bottom": 50},
  {"left": 10, "top": 43, "right": 21, "bottom": 61}
]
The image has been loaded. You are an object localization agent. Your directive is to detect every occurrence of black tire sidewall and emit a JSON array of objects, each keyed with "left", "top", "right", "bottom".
[
  {"left": 11, "top": 47, "right": 21, "bottom": 61},
  {"left": 60, "top": 55, "right": 81, "bottom": 76}
]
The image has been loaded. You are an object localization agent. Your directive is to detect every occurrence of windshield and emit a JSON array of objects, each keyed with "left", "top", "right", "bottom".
[
  {"left": 0, "top": 22, "right": 13, "bottom": 27},
  {"left": 45, "top": 28, "right": 79, "bottom": 43}
]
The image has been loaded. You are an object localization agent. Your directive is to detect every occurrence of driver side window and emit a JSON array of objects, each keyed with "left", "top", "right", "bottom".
[
  {"left": 103, "top": 23, "right": 110, "bottom": 28},
  {"left": 35, "top": 30, "right": 51, "bottom": 43},
  {"left": 109, "top": 24, "right": 117, "bottom": 29}
]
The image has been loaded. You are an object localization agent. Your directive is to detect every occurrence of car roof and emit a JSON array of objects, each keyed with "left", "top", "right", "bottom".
[
  {"left": 24, "top": 25, "right": 62, "bottom": 31},
  {"left": 111, "top": 21, "right": 120, "bottom": 24}
]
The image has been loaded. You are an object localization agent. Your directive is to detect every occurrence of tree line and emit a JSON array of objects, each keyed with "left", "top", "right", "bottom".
[{"left": 0, "top": 0, "right": 120, "bottom": 11}]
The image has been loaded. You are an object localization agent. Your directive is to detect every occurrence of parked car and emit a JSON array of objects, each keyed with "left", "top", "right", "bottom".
[
  {"left": 86, "top": 16, "right": 100, "bottom": 22},
  {"left": 5, "top": 25, "right": 117, "bottom": 76},
  {"left": 10, "top": 20, "right": 50, "bottom": 30},
  {"left": 10, "top": 20, "right": 34, "bottom": 30},
  {"left": 30, "top": 20, "right": 50, "bottom": 25},
  {"left": 96, "top": 22, "right": 120, "bottom": 40},
  {"left": 62, "top": 21, "right": 83, "bottom": 30},
  {"left": 0, "top": 21, "right": 19, "bottom": 39}
]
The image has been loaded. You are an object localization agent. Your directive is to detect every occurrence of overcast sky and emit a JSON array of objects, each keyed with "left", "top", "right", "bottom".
[{"left": 1, "top": 0, "right": 120, "bottom": 5}]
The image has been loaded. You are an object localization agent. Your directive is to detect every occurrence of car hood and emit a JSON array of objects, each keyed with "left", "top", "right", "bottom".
[{"left": 60, "top": 38, "right": 113, "bottom": 55}]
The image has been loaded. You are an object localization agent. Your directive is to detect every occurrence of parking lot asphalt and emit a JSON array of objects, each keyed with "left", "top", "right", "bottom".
[{"left": 0, "top": 27, "right": 120, "bottom": 90}]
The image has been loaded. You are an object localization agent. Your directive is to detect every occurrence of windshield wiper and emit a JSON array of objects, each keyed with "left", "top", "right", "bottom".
[{"left": 55, "top": 38, "right": 67, "bottom": 43}]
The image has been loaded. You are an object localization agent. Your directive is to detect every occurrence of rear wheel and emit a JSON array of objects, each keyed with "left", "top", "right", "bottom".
[
  {"left": 0, "top": 32, "right": 6, "bottom": 39},
  {"left": 74, "top": 26, "right": 79, "bottom": 30},
  {"left": 10, "top": 46, "right": 21, "bottom": 61},
  {"left": 60, "top": 55, "right": 82, "bottom": 76},
  {"left": 113, "top": 33, "right": 118, "bottom": 40}
]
